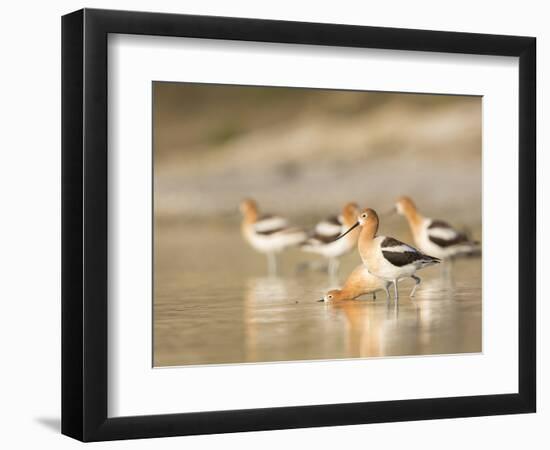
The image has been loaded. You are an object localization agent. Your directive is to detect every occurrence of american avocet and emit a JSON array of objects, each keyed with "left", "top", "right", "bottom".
[
  {"left": 336, "top": 208, "right": 440, "bottom": 301},
  {"left": 300, "top": 202, "right": 360, "bottom": 276},
  {"left": 319, "top": 264, "right": 391, "bottom": 302},
  {"left": 394, "top": 196, "right": 480, "bottom": 260},
  {"left": 240, "top": 199, "right": 307, "bottom": 275}
]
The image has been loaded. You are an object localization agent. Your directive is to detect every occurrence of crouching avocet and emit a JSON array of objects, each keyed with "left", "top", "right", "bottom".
[
  {"left": 301, "top": 202, "right": 360, "bottom": 276},
  {"left": 335, "top": 208, "right": 440, "bottom": 301},
  {"left": 240, "top": 199, "right": 307, "bottom": 275},
  {"left": 394, "top": 196, "right": 480, "bottom": 260},
  {"left": 318, "top": 264, "right": 391, "bottom": 302}
]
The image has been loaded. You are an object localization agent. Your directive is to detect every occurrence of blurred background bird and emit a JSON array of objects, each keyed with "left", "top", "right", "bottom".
[
  {"left": 393, "top": 196, "right": 480, "bottom": 262},
  {"left": 300, "top": 202, "right": 360, "bottom": 277},
  {"left": 154, "top": 84, "right": 481, "bottom": 235},
  {"left": 239, "top": 199, "right": 307, "bottom": 275}
]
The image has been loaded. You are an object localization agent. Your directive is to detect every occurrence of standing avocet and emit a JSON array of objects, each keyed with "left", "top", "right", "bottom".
[
  {"left": 240, "top": 199, "right": 307, "bottom": 275},
  {"left": 336, "top": 208, "right": 440, "bottom": 301},
  {"left": 300, "top": 202, "right": 360, "bottom": 276},
  {"left": 319, "top": 264, "right": 391, "bottom": 302},
  {"left": 394, "top": 196, "right": 480, "bottom": 260}
]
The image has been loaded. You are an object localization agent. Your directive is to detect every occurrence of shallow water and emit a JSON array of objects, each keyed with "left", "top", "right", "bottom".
[{"left": 154, "top": 224, "right": 482, "bottom": 367}]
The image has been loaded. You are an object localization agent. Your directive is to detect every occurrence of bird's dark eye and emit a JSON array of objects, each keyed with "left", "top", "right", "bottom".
[
  {"left": 361, "top": 214, "right": 367, "bottom": 218},
  {"left": 328, "top": 295, "right": 332, "bottom": 299}
]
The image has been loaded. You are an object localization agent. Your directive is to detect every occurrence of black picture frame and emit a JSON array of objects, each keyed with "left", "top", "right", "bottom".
[{"left": 61, "top": 8, "right": 536, "bottom": 442}]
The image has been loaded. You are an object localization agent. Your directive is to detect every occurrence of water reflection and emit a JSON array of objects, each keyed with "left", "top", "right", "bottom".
[
  {"left": 244, "top": 276, "right": 289, "bottom": 362},
  {"left": 153, "top": 226, "right": 481, "bottom": 367},
  {"left": 328, "top": 302, "right": 385, "bottom": 357}
]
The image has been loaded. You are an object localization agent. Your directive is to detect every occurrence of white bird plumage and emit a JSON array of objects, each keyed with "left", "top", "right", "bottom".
[
  {"left": 395, "top": 196, "right": 480, "bottom": 260},
  {"left": 240, "top": 199, "right": 306, "bottom": 275},
  {"left": 300, "top": 202, "right": 360, "bottom": 276}
]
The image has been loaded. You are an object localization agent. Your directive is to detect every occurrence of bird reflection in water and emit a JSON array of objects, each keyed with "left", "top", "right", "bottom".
[
  {"left": 327, "top": 301, "right": 385, "bottom": 358},
  {"left": 243, "top": 276, "right": 290, "bottom": 362},
  {"left": 324, "top": 291, "right": 425, "bottom": 359}
]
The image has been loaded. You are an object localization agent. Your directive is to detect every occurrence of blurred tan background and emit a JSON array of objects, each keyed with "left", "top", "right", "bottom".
[{"left": 153, "top": 82, "right": 481, "bottom": 227}]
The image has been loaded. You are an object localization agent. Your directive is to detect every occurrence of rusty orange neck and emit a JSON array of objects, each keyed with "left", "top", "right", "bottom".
[
  {"left": 332, "top": 290, "right": 347, "bottom": 301},
  {"left": 402, "top": 205, "right": 424, "bottom": 233},
  {"left": 361, "top": 215, "right": 379, "bottom": 241},
  {"left": 333, "top": 287, "right": 358, "bottom": 301},
  {"left": 357, "top": 215, "right": 379, "bottom": 260},
  {"left": 342, "top": 203, "right": 359, "bottom": 228},
  {"left": 242, "top": 207, "right": 259, "bottom": 225}
]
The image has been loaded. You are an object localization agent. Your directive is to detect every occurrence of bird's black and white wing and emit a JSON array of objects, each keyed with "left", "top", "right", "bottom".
[
  {"left": 254, "top": 214, "right": 289, "bottom": 235},
  {"left": 426, "top": 219, "right": 470, "bottom": 248},
  {"left": 314, "top": 215, "right": 343, "bottom": 236},
  {"left": 303, "top": 215, "right": 342, "bottom": 245},
  {"left": 381, "top": 236, "right": 440, "bottom": 267}
]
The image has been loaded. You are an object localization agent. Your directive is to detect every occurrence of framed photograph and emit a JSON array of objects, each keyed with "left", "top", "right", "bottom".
[{"left": 61, "top": 8, "right": 536, "bottom": 441}]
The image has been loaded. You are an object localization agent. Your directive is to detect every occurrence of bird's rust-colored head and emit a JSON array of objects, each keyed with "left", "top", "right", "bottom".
[
  {"left": 395, "top": 196, "right": 418, "bottom": 217},
  {"left": 239, "top": 198, "right": 259, "bottom": 223},
  {"left": 342, "top": 202, "right": 360, "bottom": 227},
  {"left": 343, "top": 202, "right": 359, "bottom": 215},
  {"left": 321, "top": 289, "right": 345, "bottom": 302},
  {"left": 357, "top": 208, "right": 378, "bottom": 226},
  {"left": 239, "top": 198, "right": 258, "bottom": 214},
  {"left": 333, "top": 207, "right": 379, "bottom": 242}
]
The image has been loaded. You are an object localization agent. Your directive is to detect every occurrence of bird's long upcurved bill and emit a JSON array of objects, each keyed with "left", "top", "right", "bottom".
[{"left": 332, "top": 221, "right": 360, "bottom": 241}]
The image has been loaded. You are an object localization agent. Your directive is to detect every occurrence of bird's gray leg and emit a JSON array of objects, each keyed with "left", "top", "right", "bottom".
[
  {"left": 267, "top": 252, "right": 277, "bottom": 276},
  {"left": 448, "top": 258, "right": 455, "bottom": 280},
  {"left": 393, "top": 279, "right": 399, "bottom": 303},
  {"left": 309, "top": 260, "right": 327, "bottom": 272},
  {"left": 410, "top": 275, "right": 421, "bottom": 297},
  {"left": 442, "top": 257, "right": 454, "bottom": 278},
  {"left": 384, "top": 284, "right": 391, "bottom": 302},
  {"left": 328, "top": 258, "right": 340, "bottom": 277},
  {"left": 328, "top": 258, "right": 335, "bottom": 277},
  {"left": 327, "top": 259, "right": 340, "bottom": 285}
]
